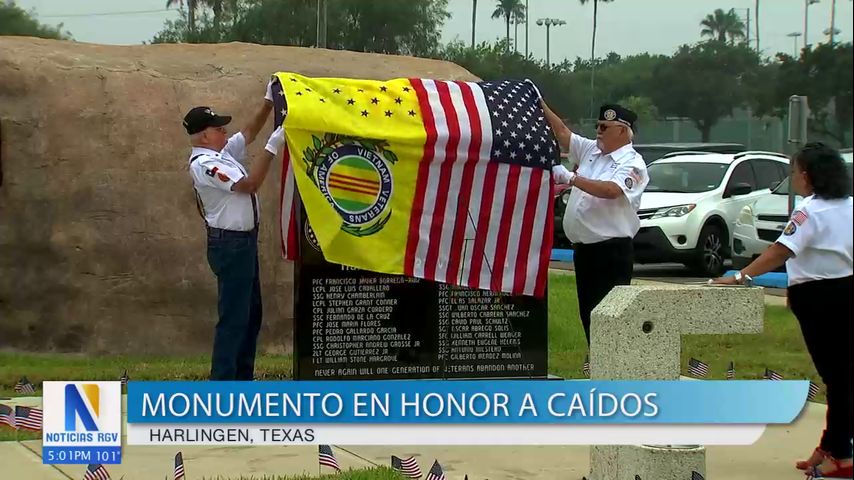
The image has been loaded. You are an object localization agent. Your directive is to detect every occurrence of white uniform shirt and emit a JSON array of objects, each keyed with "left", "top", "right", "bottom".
[
  {"left": 188, "top": 132, "right": 259, "bottom": 231},
  {"left": 562, "top": 134, "right": 649, "bottom": 244},
  {"left": 776, "top": 194, "right": 853, "bottom": 286}
]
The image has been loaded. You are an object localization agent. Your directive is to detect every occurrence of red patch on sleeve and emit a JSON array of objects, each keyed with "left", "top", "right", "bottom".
[{"left": 216, "top": 172, "right": 231, "bottom": 182}]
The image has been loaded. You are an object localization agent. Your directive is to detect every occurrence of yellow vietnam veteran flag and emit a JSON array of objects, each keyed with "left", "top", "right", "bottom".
[{"left": 271, "top": 72, "right": 557, "bottom": 297}]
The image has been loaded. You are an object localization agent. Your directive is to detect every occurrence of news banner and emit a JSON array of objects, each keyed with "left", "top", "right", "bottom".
[{"left": 39, "top": 379, "right": 810, "bottom": 464}]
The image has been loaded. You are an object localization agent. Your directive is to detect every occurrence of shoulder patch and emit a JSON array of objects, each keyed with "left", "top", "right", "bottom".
[
  {"left": 624, "top": 177, "right": 634, "bottom": 189},
  {"left": 792, "top": 210, "right": 808, "bottom": 226},
  {"left": 783, "top": 221, "right": 797, "bottom": 236}
]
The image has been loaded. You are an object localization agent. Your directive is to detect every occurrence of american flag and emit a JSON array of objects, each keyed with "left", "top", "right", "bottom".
[
  {"left": 582, "top": 355, "right": 591, "bottom": 378},
  {"left": 273, "top": 77, "right": 557, "bottom": 297},
  {"left": 726, "top": 361, "right": 735, "bottom": 380},
  {"left": 807, "top": 381, "right": 821, "bottom": 401},
  {"left": 692, "top": 471, "right": 705, "bottom": 480},
  {"left": 403, "top": 79, "right": 556, "bottom": 297},
  {"left": 0, "top": 404, "right": 14, "bottom": 429},
  {"left": 174, "top": 451, "right": 185, "bottom": 480},
  {"left": 425, "top": 460, "right": 447, "bottom": 480},
  {"left": 392, "top": 455, "right": 422, "bottom": 478},
  {"left": 792, "top": 209, "right": 808, "bottom": 225},
  {"left": 764, "top": 368, "right": 783, "bottom": 381},
  {"left": 83, "top": 463, "right": 111, "bottom": 480},
  {"left": 119, "top": 370, "right": 129, "bottom": 387},
  {"left": 272, "top": 78, "right": 298, "bottom": 261},
  {"left": 14, "top": 377, "right": 35, "bottom": 395},
  {"left": 318, "top": 444, "right": 341, "bottom": 472},
  {"left": 14, "top": 405, "right": 42, "bottom": 431},
  {"left": 688, "top": 358, "right": 709, "bottom": 378}
]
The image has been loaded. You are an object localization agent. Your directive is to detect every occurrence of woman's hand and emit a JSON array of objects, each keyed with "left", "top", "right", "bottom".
[{"left": 710, "top": 275, "right": 740, "bottom": 286}]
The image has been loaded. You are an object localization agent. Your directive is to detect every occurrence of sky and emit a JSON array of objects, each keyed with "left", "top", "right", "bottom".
[{"left": 10, "top": 0, "right": 854, "bottom": 61}]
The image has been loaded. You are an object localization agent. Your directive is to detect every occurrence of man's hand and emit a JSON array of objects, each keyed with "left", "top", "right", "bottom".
[
  {"left": 552, "top": 164, "right": 576, "bottom": 185},
  {"left": 265, "top": 126, "right": 286, "bottom": 156},
  {"left": 264, "top": 79, "right": 274, "bottom": 103}
]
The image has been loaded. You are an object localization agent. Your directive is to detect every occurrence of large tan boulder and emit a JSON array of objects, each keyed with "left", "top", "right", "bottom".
[{"left": 0, "top": 37, "right": 477, "bottom": 355}]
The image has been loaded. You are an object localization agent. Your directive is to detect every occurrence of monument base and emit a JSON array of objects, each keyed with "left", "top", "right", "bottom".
[{"left": 589, "top": 445, "right": 705, "bottom": 480}]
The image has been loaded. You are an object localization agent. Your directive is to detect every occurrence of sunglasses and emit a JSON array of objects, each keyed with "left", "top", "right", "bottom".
[{"left": 596, "top": 123, "right": 625, "bottom": 132}]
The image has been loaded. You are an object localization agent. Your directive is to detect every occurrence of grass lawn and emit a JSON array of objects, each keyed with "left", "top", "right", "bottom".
[
  {"left": 0, "top": 273, "right": 825, "bottom": 478},
  {"left": 0, "top": 274, "right": 823, "bottom": 396},
  {"left": 0, "top": 273, "right": 821, "bottom": 399}
]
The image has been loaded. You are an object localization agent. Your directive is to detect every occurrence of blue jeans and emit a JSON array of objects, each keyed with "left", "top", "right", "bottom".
[{"left": 206, "top": 227, "right": 262, "bottom": 381}]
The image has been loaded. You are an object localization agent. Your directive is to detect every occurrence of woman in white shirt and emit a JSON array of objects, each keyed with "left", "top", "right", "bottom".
[{"left": 713, "top": 143, "right": 852, "bottom": 478}]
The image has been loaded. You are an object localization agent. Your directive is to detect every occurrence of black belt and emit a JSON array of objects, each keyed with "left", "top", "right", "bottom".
[{"left": 206, "top": 226, "right": 257, "bottom": 238}]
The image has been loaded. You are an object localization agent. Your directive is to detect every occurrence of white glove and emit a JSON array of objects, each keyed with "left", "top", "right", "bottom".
[
  {"left": 524, "top": 78, "right": 543, "bottom": 100},
  {"left": 264, "top": 79, "right": 274, "bottom": 102},
  {"left": 552, "top": 164, "right": 576, "bottom": 184},
  {"left": 265, "top": 126, "right": 285, "bottom": 155}
]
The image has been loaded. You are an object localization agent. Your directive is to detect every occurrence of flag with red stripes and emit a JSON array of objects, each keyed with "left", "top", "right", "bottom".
[
  {"left": 271, "top": 73, "right": 557, "bottom": 297},
  {"left": 402, "top": 79, "right": 555, "bottom": 297}
]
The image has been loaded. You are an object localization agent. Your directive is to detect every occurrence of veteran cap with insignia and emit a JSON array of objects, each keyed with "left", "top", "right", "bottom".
[
  {"left": 183, "top": 106, "right": 232, "bottom": 135},
  {"left": 599, "top": 104, "right": 637, "bottom": 129}
]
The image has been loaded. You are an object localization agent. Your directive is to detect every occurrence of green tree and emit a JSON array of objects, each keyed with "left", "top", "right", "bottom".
[
  {"left": 700, "top": 8, "right": 745, "bottom": 44},
  {"left": 0, "top": 1, "right": 71, "bottom": 39},
  {"left": 165, "top": 0, "right": 197, "bottom": 34},
  {"left": 754, "top": 43, "right": 854, "bottom": 146},
  {"left": 618, "top": 96, "right": 659, "bottom": 126},
  {"left": 491, "top": 0, "right": 525, "bottom": 53},
  {"left": 651, "top": 42, "right": 760, "bottom": 141},
  {"left": 154, "top": 0, "right": 450, "bottom": 57}
]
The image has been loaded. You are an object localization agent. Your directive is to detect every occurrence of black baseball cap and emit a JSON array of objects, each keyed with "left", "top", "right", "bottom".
[
  {"left": 183, "top": 106, "right": 232, "bottom": 135},
  {"left": 599, "top": 104, "right": 638, "bottom": 129}
]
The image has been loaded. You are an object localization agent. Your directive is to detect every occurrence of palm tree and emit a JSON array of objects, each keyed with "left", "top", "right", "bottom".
[
  {"left": 579, "top": 0, "right": 614, "bottom": 117},
  {"left": 166, "top": 0, "right": 197, "bottom": 33},
  {"left": 471, "top": 0, "right": 477, "bottom": 47},
  {"left": 579, "top": 0, "right": 614, "bottom": 69},
  {"left": 700, "top": 8, "right": 746, "bottom": 44},
  {"left": 491, "top": 0, "right": 525, "bottom": 52}
]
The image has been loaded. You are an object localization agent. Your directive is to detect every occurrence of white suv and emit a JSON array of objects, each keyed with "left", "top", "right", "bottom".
[
  {"left": 633, "top": 151, "right": 790, "bottom": 276},
  {"left": 732, "top": 149, "right": 853, "bottom": 270}
]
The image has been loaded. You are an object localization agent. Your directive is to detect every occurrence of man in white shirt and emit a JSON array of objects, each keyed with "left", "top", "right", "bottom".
[
  {"left": 542, "top": 103, "right": 649, "bottom": 344},
  {"left": 185, "top": 81, "right": 286, "bottom": 380}
]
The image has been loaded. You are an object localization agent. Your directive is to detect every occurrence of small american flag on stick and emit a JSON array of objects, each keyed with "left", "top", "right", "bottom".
[
  {"left": 318, "top": 444, "right": 341, "bottom": 472},
  {"left": 174, "top": 451, "right": 185, "bottom": 480},
  {"left": 582, "top": 355, "right": 590, "bottom": 378},
  {"left": 726, "top": 361, "right": 735, "bottom": 380},
  {"left": 15, "top": 405, "right": 42, "bottom": 431},
  {"left": 120, "top": 370, "right": 129, "bottom": 387},
  {"left": 14, "top": 377, "right": 35, "bottom": 395},
  {"left": 807, "top": 381, "right": 821, "bottom": 401},
  {"left": 688, "top": 358, "right": 709, "bottom": 378},
  {"left": 83, "top": 463, "right": 111, "bottom": 480},
  {"left": 0, "top": 404, "right": 15, "bottom": 429},
  {"left": 764, "top": 368, "right": 783, "bottom": 381},
  {"left": 425, "top": 460, "right": 447, "bottom": 480},
  {"left": 692, "top": 471, "right": 705, "bottom": 480},
  {"left": 392, "top": 455, "right": 422, "bottom": 478}
]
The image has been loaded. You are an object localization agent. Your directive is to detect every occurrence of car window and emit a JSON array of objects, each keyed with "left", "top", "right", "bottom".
[
  {"left": 726, "top": 161, "right": 757, "bottom": 192},
  {"left": 646, "top": 162, "right": 730, "bottom": 193},
  {"left": 754, "top": 160, "right": 785, "bottom": 190},
  {"left": 775, "top": 162, "right": 789, "bottom": 181}
]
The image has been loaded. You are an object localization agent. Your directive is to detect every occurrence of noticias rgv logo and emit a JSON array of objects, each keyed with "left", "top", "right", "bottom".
[{"left": 44, "top": 383, "right": 117, "bottom": 443}]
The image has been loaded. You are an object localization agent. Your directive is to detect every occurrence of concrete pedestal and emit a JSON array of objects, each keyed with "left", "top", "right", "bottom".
[{"left": 587, "top": 285, "right": 764, "bottom": 480}]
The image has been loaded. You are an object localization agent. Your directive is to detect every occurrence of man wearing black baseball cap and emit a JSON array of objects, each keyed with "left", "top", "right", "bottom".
[
  {"left": 186, "top": 80, "right": 285, "bottom": 381},
  {"left": 541, "top": 101, "right": 649, "bottom": 345}
]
